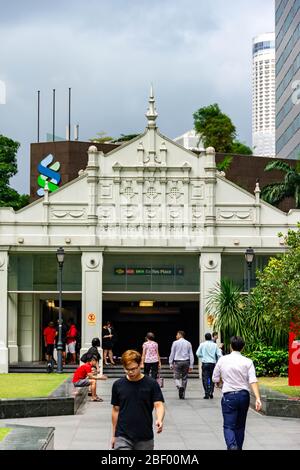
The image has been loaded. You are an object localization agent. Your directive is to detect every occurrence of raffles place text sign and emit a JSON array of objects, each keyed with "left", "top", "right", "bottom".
[{"left": 114, "top": 267, "right": 184, "bottom": 276}]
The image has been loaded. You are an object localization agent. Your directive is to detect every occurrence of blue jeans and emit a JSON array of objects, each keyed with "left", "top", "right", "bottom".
[{"left": 221, "top": 390, "right": 250, "bottom": 450}]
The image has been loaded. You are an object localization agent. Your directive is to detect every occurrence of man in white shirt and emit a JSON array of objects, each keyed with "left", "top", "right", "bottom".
[
  {"left": 169, "top": 331, "right": 194, "bottom": 399},
  {"left": 212, "top": 336, "right": 261, "bottom": 450}
]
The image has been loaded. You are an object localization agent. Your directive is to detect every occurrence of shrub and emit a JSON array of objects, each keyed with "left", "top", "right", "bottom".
[{"left": 244, "top": 347, "right": 288, "bottom": 377}]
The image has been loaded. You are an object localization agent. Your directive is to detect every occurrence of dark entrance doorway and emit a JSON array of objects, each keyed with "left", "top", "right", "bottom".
[
  {"left": 40, "top": 300, "right": 82, "bottom": 361},
  {"left": 102, "top": 301, "right": 199, "bottom": 359}
]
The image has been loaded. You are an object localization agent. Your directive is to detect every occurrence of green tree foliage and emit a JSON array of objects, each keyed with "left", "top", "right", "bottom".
[
  {"left": 89, "top": 131, "right": 114, "bottom": 143},
  {"left": 90, "top": 132, "right": 141, "bottom": 144},
  {"left": 231, "top": 140, "right": 253, "bottom": 155},
  {"left": 261, "top": 159, "right": 300, "bottom": 208},
  {"left": 193, "top": 104, "right": 236, "bottom": 153},
  {"left": 206, "top": 276, "right": 288, "bottom": 353},
  {"left": 244, "top": 347, "right": 288, "bottom": 377},
  {"left": 251, "top": 224, "right": 300, "bottom": 336},
  {"left": 216, "top": 155, "right": 233, "bottom": 172},
  {"left": 206, "top": 278, "right": 246, "bottom": 351},
  {"left": 193, "top": 104, "right": 253, "bottom": 155},
  {"left": 112, "top": 134, "right": 140, "bottom": 142},
  {"left": 0, "top": 135, "right": 29, "bottom": 210}
]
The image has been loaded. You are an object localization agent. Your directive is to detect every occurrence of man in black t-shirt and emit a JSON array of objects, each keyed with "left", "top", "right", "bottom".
[{"left": 111, "top": 349, "right": 165, "bottom": 450}]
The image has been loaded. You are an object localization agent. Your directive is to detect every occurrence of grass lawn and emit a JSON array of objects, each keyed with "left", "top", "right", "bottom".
[
  {"left": 0, "top": 374, "right": 69, "bottom": 399},
  {"left": 0, "top": 428, "right": 11, "bottom": 441},
  {"left": 259, "top": 377, "right": 300, "bottom": 397}
]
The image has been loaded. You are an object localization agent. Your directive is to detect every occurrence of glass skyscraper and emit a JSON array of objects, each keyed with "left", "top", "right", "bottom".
[{"left": 276, "top": 0, "right": 300, "bottom": 159}]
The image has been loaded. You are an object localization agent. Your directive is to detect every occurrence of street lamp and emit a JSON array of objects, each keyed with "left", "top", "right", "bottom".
[
  {"left": 245, "top": 247, "right": 255, "bottom": 302},
  {"left": 56, "top": 247, "right": 65, "bottom": 373}
]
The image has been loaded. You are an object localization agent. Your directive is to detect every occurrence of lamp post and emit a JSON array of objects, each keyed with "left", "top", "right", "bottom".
[
  {"left": 245, "top": 247, "right": 255, "bottom": 309},
  {"left": 56, "top": 247, "right": 65, "bottom": 373}
]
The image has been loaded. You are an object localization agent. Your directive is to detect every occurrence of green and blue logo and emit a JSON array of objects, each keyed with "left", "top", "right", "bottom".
[{"left": 37, "top": 154, "right": 61, "bottom": 196}]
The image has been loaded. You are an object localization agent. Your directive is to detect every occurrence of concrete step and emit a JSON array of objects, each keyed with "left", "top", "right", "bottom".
[{"left": 9, "top": 363, "right": 200, "bottom": 378}]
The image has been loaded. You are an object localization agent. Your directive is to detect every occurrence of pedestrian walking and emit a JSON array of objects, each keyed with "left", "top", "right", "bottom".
[
  {"left": 54, "top": 318, "right": 67, "bottom": 365},
  {"left": 212, "top": 331, "right": 224, "bottom": 355},
  {"left": 196, "top": 332, "right": 222, "bottom": 399},
  {"left": 111, "top": 349, "right": 165, "bottom": 450},
  {"left": 169, "top": 330, "right": 194, "bottom": 399},
  {"left": 66, "top": 318, "right": 78, "bottom": 364},
  {"left": 212, "top": 336, "right": 262, "bottom": 450},
  {"left": 43, "top": 321, "right": 56, "bottom": 370},
  {"left": 141, "top": 332, "right": 161, "bottom": 380}
]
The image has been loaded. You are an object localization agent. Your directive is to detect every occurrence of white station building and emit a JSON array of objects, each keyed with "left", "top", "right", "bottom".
[{"left": 0, "top": 89, "right": 299, "bottom": 372}]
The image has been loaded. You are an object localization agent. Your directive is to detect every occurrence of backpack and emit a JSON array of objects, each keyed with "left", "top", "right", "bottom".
[{"left": 80, "top": 352, "right": 89, "bottom": 363}]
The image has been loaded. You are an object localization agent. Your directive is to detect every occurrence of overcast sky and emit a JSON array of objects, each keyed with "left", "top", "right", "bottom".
[{"left": 0, "top": 0, "right": 274, "bottom": 194}]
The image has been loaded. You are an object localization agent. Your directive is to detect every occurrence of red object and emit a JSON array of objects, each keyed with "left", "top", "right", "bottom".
[
  {"left": 66, "top": 324, "right": 77, "bottom": 344},
  {"left": 288, "top": 330, "right": 300, "bottom": 386},
  {"left": 72, "top": 363, "right": 92, "bottom": 383},
  {"left": 43, "top": 326, "right": 56, "bottom": 345}
]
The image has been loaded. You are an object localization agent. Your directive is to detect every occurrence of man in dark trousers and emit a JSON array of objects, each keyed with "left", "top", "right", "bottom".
[
  {"left": 196, "top": 332, "right": 222, "bottom": 399},
  {"left": 169, "top": 330, "right": 194, "bottom": 399},
  {"left": 212, "top": 336, "right": 262, "bottom": 450},
  {"left": 111, "top": 350, "right": 165, "bottom": 450}
]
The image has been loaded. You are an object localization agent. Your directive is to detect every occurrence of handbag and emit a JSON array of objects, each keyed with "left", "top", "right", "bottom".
[{"left": 156, "top": 373, "right": 164, "bottom": 388}]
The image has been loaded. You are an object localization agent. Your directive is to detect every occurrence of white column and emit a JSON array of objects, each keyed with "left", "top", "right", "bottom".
[
  {"left": 204, "top": 147, "right": 217, "bottom": 246},
  {"left": 7, "top": 255, "right": 18, "bottom": 363},
  {"left": 18, "top": 294, "right": 34, "bottom": 361},
  {"left": 8, "top": 294, "right": 18, "bottom": 363},
  {"left": 0, "top": 252, "right": 8, "bottom": 372},
  {"left": 81, "top": 252, "right": 103, "bottom": 354},
  {"left": 199, "top": 252, "right": 221, "bottom": 342}
]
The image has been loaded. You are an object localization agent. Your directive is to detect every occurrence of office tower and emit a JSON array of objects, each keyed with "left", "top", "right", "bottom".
[
  {"left": 252, "top": 32, "right": 276, "bottom": 157},
  {"left": 173, "top": 129, "right": 204, "bottom": 151},
  {"left": 276, "top": 0, "right": 300, "bottom": 159}
]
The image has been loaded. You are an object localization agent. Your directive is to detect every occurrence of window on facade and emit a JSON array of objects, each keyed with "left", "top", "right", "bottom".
[{"left": 8, "top": 253, "right": 82, "bottom": 291}]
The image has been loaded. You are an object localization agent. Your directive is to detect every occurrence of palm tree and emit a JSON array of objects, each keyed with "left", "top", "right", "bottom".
[
  {"left": 206, "top": 278, "right": 246, "bottom": 351},
  {"left": 261, "top": 159, "right": 300, "bottom": 208}
]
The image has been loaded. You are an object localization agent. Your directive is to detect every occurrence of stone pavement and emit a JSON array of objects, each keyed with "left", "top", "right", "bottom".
[{"left": 1, "top": 378, "right": 300, "bottom": 450}]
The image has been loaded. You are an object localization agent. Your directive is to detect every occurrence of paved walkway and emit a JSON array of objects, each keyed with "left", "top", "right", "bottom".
[{"left": 1, "top": 378, "right": 300, "bottom": 450}]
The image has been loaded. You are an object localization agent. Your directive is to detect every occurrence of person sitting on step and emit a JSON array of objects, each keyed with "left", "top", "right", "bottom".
[{"left": 72, "top": 355, "right": 107, "bottom": 402}]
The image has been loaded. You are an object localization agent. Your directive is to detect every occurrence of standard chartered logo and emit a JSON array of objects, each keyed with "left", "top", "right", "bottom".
[{"left": 37, "top": 154, "right": 61, "bottom": 196}]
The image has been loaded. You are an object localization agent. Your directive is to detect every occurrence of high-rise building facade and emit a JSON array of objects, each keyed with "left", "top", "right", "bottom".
[
  {"left": 276, "top": 0, "right": 300, "bottom": 159},
  {"left": 252, "top": 32, "right": 276, "bottom": 157},
  {"left": 173, "top": 129, "right": 204, "bottom": 151}
]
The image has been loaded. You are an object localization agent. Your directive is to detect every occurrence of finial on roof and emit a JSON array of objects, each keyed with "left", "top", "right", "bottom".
[
  {"left": 255, "top": 179, "right": 261, "bottom": 194},
  {"left": 146, "top": 84, "right": 158, "bottom": 128}
]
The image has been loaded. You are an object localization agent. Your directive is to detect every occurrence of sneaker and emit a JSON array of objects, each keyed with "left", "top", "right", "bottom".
[
  {"left": 179, "top": 387, "right": 185, "bottom": 399},
  {"left": 203, "top": 395, "right": 209, "bottom": 399},
  {"left": 210, "top": 394, "right": 214, "bottom": 399}
]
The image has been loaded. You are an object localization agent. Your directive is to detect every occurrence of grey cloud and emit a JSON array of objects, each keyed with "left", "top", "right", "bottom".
[{"left": 0, "top": 0, "right": 274, "bottom": 194}]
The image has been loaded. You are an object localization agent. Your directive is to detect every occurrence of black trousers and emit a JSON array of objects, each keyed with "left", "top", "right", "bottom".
[
  {"left": 144, "top": 362, "right": 159, "bottom": 379},
  {"left": 202, "top": 362, "right": 216, "bottom": 396}
]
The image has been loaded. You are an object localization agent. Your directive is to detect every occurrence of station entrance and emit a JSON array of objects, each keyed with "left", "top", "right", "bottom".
[
  {"left": 102, "top": 300, "right": 199, "bottom": 359},
  {"left": 40, "top": 299, "right": 82, "bottom": 361}
]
